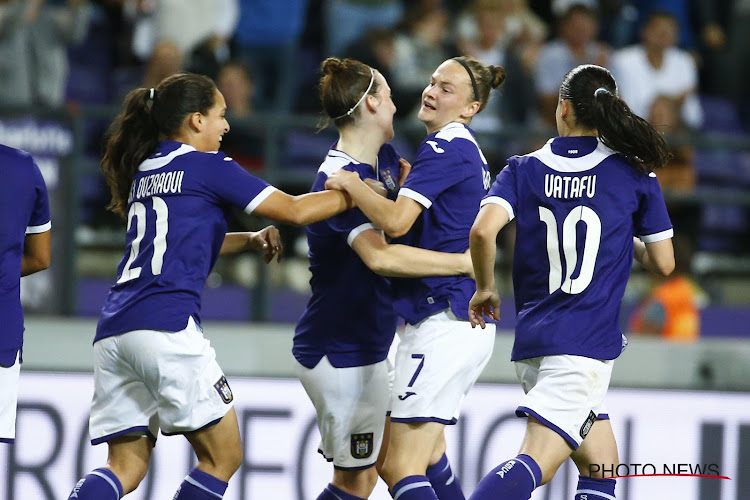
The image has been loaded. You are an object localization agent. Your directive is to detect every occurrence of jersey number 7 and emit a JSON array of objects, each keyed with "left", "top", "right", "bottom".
[
  {"left": 539, "top": 205, "right": 601, "bottom": 295},
  {"left": 118, "top": 196, "right": 169, "bottom": 283}
]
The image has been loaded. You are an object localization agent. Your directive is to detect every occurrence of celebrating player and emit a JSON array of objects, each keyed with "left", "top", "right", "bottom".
[
  {"left": 0, "top": 146, "right": 51, "bottom": 445},
  {"left": 295, "top": 57, "right": 476, "bottom": 500},
  {"left": 67, "top": 72, "right": 361, "bottom": 500},
  {"left": 325, "top": 55, "right": 505, "bottom": 500},
  {"left": 467, "top": 64, "right": 675, "bottom": 500}
]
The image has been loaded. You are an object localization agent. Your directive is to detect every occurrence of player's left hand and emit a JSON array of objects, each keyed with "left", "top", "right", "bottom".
[
  {"left": 325, "top": 169, "right": 360, "bottom": 191},
  {"left": 364, "top": 178, "right": 388, "bottom": 198},
  {"left": 249, "top": 225, "right": 283, "bottom": 263},
  {"left": 397, "top": 158, "right": 412, "bottom": 186},
  {"left": 468, "top": 289, "right": 500, "bottom": 329}
]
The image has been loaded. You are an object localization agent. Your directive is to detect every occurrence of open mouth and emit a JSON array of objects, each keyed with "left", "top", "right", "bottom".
[{"left": 423, "top": 101, "right": 436, "bottom": 110}]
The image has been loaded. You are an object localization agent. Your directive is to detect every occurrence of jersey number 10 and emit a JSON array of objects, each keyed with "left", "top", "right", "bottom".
[
  {"left": 539, "top": 205, "right": 601, "bottom": 295},
  {"left": 118, "top": 196, "right": 168, "bottom": 283}
]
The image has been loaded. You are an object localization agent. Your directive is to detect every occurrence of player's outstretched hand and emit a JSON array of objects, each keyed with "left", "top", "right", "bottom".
[
  {"left": 398, "top": 158, "right": 412, "bottom": 186},
  {"left": 325, "top": 169, "right": 360, "bottom": 192},
  {"left": 364, "top": 178, "right": 388, "bottom": 198},
  {"left": 468, "top": 289, "right": 500, "bottom": 329},
  {"left": 250, "top": 225, "right": 283, "bottom": 263}
]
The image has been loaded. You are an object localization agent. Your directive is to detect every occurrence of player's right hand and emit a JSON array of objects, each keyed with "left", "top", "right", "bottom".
[{"left": 468, "top": 289, "right": 500, "bottom": 329}]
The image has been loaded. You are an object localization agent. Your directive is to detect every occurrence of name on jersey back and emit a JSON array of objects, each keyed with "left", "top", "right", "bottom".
[
  {"left": 128, "top": 170, "right": 185, "bottom": 202},
  {"left": 544, "top": 173, "right": 596, "bottom": 199}
]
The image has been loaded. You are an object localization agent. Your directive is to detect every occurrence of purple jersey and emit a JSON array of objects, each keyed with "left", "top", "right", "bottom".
[
  {"left": 294, "top": 144, "right": 402, "bottom": 369},
  {"left": 393, "top": 122, "right": 491, "bottom": 325},
  {"left": 95, "top": 141, "right": 275, "bottom": 341},
  {"left": 0, "top": 145, "right": 51, "bottom": 367},
  {"left": 483, "top": 136, "right": 673, "bottom": 361}
]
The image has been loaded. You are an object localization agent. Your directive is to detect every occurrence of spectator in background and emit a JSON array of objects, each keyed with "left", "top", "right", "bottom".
[
  {"left": 325, "top": 0, "right": 403, "bottom": 56},
  {"left": 0, "top": 0, "right": 92, "bottom": 108},
  {"left": 648, "top": 94, "right": 700, "bottom": 241},
  {"left": 142, "top": 40, "right": 182, "bottom": 89},
  {"left": 234, "top": 0, "right": 307, "bottom": 113},
  {"left": 629, "top": 232, "right": 702, "bottom": 342},
  {"left": 457, "top": 0, "right": 537, "bottom": 134},
  {"left": 390, "top": 5, "right": 453, "bottom": 118},
  {"left": 534, "top": 4, "right": 609, "bottom": 126},
  {"left": 609, "top": 11, "right": 703, "bottom": 129},
  {"left": 216, "top": 61, "right": 265, "bottom": 171},
  {"left": 130, "top": 0, "right": 238, "bottom": 68}
]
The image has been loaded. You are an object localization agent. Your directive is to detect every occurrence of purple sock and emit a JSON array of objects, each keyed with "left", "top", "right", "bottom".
[
  {"left": 469, "top": 454, "right": 542, "bottom": 500},
  {"left": 173, "top": 468, "right": 228, "bottom": 499},
  {"left": 426, "top": 454, "right": 464, "bottom": 500},
  {"left": 389, "top": 475, "right": 439, "bottom": 500},
  {"left": 575, "top": 475, "right": 616, "bottom": 499},
  {"left": 68, "top": 467, "right": 123, "bottom": 499},
  {"left": 316, "top": 483, "right": 367, "bottom": 500}
]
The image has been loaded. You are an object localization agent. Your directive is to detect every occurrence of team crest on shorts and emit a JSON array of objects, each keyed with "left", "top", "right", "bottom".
[
  {"left": 580, "top": 410, "right": 597, "bottom": 439},
  {"left": 213, "top": 376, "right": 233, "bottom": 404},
  {"left": 350, "top": 433, "right": 374, "bottom": 459}
]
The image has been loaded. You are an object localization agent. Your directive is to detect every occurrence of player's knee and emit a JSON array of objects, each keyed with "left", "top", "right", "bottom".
[{"left": 334, "top": 467, "right": 378, "bottom": 496}]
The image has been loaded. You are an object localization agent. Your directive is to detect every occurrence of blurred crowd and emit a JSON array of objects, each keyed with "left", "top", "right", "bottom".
[{"left": 0, "top": 0, "right": 748, "bottom": 130}]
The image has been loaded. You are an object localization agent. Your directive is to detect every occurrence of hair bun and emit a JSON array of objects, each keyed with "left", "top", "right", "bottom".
[
  {"left": 321, "top": 57, "right": 345, "bottom": 76},
  {"left": 489, "top": 65, "right": 506, "bottom": 89}
]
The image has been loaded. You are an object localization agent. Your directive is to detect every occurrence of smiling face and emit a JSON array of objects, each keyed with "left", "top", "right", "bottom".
[
  {"left": 418, "top": 60, "right": 478, "bottom": 134},
  {"left": 197, "top": 89, "right": 230, "bottom": 152}
]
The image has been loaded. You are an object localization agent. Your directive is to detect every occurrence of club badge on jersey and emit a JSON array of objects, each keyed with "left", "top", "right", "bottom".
[
  {"left": 350, "top": 433, "right": 374, "bottom": 459},
  {"left": 214, "top": 376, "right": 234, "bottom": 404},
  {"left": 381, "top": 168, "right": 397, "bottom": 191}
]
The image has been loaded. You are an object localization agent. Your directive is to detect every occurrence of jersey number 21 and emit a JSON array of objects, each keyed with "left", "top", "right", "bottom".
[
  {"left": 118, "top": 197, "right": 168, "bottom": 283},
  {"left": 539, "top": 205, "right": 601, "bottom": 295}
]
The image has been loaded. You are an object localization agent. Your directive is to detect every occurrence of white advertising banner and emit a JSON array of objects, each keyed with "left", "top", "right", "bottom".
[{"left": 1, "top": 372, "right": 748, "bottom": 500}]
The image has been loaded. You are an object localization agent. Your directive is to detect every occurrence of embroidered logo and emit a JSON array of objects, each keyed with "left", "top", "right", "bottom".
[
  {"left": 580, "top": 410, "right": 596, "bottom": 439},
  {"left": 398, "top": 391, "right": 417, "bottom": 400},
  {"left": 350, "top": 433, "right": 374, "bottom": 459},
  {"left": 214, "top": 376, "right": 234, "bottom": 404}
]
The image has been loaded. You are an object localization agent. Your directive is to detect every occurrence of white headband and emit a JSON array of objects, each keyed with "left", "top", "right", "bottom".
[{"left": 334, "top": 68, "right": 375, "bottom": 120}]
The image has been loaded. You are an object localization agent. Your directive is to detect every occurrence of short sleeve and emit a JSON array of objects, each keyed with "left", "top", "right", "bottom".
[
  {"left": 202, "top": 155, "right": 276, "bottom": 214},
  {"left": 399, "top": 140, "right": 467, "bottom": 209},
  {"left": 480, "top": 162, "right": 517, "bottom": 221},
  {"left": 26, "top": 159, "right": 51, "bottom": 234},
  {"left": 635, "top": 173, "right": 673, "bottom": 242}
]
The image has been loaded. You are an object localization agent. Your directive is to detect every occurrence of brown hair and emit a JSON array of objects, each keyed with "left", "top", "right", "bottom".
[
  {"left": 451, "top": 55, "right": 506, "bottom": 112},
  {"left": 318, "top": 57, "right": 381, "bottom": 130}
]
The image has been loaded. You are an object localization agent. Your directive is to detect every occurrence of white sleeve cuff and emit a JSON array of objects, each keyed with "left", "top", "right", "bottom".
[
  {"left": 638, "top": 228, "right": 674, "bottom": 243},
  {"left": 26, "top": 221, "right": 51, "bottom": 234},
  {"left": 398, "top": 188, "right": 432, "bottom": 209},
  {"left": 244, "top": 186, "right": 278, "bottom": 214},
  {"left": 480, "top": 196, "right": 515, "bottom": 221},
  {"left": 347, "top": 223, "right": 378, "bottom": 247}
]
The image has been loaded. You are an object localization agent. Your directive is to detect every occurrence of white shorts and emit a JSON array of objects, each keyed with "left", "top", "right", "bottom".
[
  {"left": 515, "top": 355, "right": 613, "bottom": 449},
  {"left": 0, "top": 352, "right": 21, "bottom": 443},
  {"left": 89, "top": 317, "right": 234, "bottom": 445},
  {"left": 390, "top": 310, "right": 495, "bottom": 424},
  {"left": 295, "top": 356, "right": 390, "bottom": 470}
]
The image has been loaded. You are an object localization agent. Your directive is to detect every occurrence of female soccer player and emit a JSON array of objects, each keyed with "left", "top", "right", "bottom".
[
  {"left": 0, "top": 145, "right": 51, "bottom": 445},
  {"left": 467, "top": 64, "right": 675, "bottom": 500},
  {"left": 325, "top": 55, "right": 505, "bottom": 500},
  {"left": 295, "top": 57, "right": 476, "bottom": 500},
  {"left": 68, "top": 72, "right": 360, "bottom": 500}
]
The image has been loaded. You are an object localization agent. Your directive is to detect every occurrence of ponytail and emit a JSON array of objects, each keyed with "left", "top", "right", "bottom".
[
  {"left": 101, "top": 88, "right": 159, "bottom": 218},
  {"left": 560, "top": 65, "right": 671, "bottom": 173}
]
